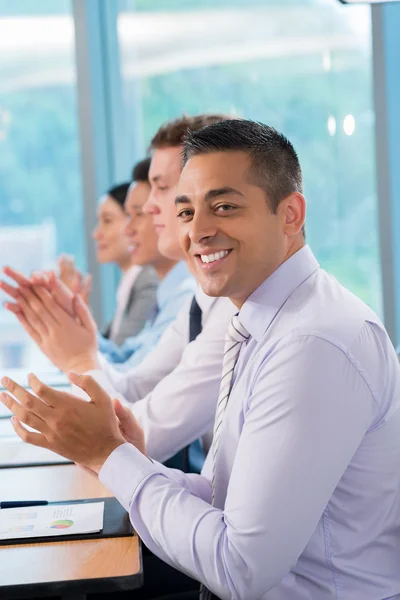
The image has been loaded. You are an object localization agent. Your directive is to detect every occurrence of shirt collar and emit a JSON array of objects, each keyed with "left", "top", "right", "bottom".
[
  {"left": 117, "top": 264, "right": 142, "bottom": 295},
  {"left": 157, "top": 261, "right": 192, "bottom": 309},
  {"left": 239, "top": 245, "right": 320, "bottom": 342},
  {"left": 195, "top": 285, "right": 219, "bottom": 313}
]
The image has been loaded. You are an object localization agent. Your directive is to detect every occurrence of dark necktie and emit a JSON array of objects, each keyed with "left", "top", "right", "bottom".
[
  {"left": 179, "top": 296, "right": 203, "bottom": 472},
  {"left": 189, "top": 296, "right": 202, "bottom": 342}
]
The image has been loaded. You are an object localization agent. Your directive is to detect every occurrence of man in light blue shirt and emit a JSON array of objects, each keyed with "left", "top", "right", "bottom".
[
  {"left": 100, "top": 260, "right": 195, "bottom": 369},
  {"left": 3, "top": 120, "right": 400, "bottom": 600}
]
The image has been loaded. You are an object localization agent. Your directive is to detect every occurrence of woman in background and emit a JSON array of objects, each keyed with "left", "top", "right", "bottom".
[{"left": 60, "top": 158, "right": 159, "bottom": 346}]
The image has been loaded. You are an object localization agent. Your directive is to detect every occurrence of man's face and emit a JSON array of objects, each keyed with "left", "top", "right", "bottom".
[
  {"left": 145, "top": 146, "right": 185, "bottom": 261},
  {"left": 176, "top": 151, "right": 293, "bottom": 307},
  {"left": 124, "top": 181, "right": 164, "bottom": 267}
]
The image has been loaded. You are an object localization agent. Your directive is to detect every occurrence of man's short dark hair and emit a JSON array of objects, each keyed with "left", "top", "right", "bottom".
[
  {"left": 149, "top": 114, "right": 232, "bottom": 151},
  {"left": 182, "top": 119, "right": 304, "bottom": 215},
  {"left": 132, "top": 157, "right": 151, "bottom": 183},
  {"left": 107, "top": 182, "right": 130, "bottom": 209}
]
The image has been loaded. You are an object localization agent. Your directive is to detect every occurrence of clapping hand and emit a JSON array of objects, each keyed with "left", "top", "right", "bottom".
[
  {"left": 0, "top": 266, "right": 99, "bottom": 374},
  {"left": 0, "top": 373, "right": 147, "bottom": 473}
]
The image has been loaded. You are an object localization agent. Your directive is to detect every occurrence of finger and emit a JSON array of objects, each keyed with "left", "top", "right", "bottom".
[
  {"left": 47, "top": 274, "right": 75, "bottom": 316},
  {"left": 113, "top": 398, "right": 133, "bottom": 423},
  {"left": 27, "top": 373, "right": 68, "bottom": 408},
  {"left": 58, "top": 254, "right": 74, "bottom": 267},
  {"left": 83, "top": 274, "right": 92, "bottom": 294},
  {"left": 14, "top": 289, "right": 49, "bottom": 336},
  {"left": 14, "top": 312, "right": 43, "bottom": 346},
  {"left": 1, "top": 378, "right": 52, "bottom": 418},
  {"left": 10, "top": 416, "right": 50, "bottom": 449},
  {"left": 80, "top": 274, "right": 92, "bottom": 305},
  {"left": 0, "top": 392, "right": 50, "bottom": 434},
  {"left": 73, "top": 294, "right": 96, "bottom": 331},
  {"left": 70, "top": 271, "right": 83, "bottom": 295},
  {"left": 19, "top": 284, "right": 61, "bottom": 328},
  {"left": 4, "top": 301, "right": 23, "bottom": 315},
  {"left": 30, "top": 271, "right": 51, "bottom": 288},
  {"left": 84, "top": 273, "right": 92, "bottom": 290},
  {"left": 68, "top": 372, "right": 111, "bottom": 407},
  {"left": 31, "top": 286, "right": 69, "bottom": 326},
  {"left": 3, "top": 266, "right": 32, "bottom": 287},
  {"left": 0, "top": 280, "right": 20, "bottom": 300}
]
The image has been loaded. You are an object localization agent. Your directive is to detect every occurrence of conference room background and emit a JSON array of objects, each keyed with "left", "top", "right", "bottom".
[{"left": 0, "top": 0, "right": 399, "bottom": 372}]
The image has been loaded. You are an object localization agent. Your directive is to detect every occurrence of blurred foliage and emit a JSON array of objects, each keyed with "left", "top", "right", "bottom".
[{"left": 0, "top": 0, "right": 382, "bottom": 314}]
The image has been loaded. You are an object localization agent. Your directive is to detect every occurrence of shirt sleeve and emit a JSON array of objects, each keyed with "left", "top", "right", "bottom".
[
  {"left": 86, "top": 297, "right": 227, "bottom": 462},
  {"left": 131, "top": 302, "right": 227, "bottom": 461},
  {"left": 82, "top": 302, "right": 191, "bottom": 404},
  {"left": 99, "top": 334, "right": 377, "bottom": 600}
]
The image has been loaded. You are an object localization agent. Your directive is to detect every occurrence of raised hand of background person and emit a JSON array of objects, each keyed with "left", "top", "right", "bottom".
[
  {"left": 1, "top": 271, "right": 99, "bottom": 373},
  {"left": 57, "top": 255, "right": 92, "bottom": 306},
  {"left": 1, "top": 266, "right": 75, "bottom": 317}
]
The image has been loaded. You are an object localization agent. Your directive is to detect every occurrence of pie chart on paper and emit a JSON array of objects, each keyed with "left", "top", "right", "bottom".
[{"left": 50, "top": 519, "right": 74, "bottom": 529}]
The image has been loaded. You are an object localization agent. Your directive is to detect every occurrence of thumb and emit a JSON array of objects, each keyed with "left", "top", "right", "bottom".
[
  {"left": 68, "top": 372, "right": 110, "bottom": 406},
  {"left": 73, "top": 294, "right": 96, "bottom": 331},
  {"left": 113, "top": 398, "right": 133, "bottom": 424}
]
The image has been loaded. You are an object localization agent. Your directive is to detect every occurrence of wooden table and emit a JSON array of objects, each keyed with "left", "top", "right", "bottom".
[{"left": 0, "top": 464, "right": 143, "bottom": 599}]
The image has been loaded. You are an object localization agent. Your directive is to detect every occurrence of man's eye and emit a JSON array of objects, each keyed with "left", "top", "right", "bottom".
[
  {"left": 216, "top": 204, "right": 235, "bottom": 212},
  {"left": 158, "top": 186, "right": 168, "bottom": 192},
  {"left": 177, "top": 210, "right": 193, "bottom": 219}
]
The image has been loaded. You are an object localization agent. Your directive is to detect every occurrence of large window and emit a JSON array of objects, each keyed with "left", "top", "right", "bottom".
[
  {"left": 0, "top": 0, "right": 84, "bottom": 371},
  {"left": 118, "top": 0, "right": 381, "bottom": 314}
]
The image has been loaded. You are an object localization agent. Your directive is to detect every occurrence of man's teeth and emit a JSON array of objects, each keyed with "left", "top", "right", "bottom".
[{"left": 200, "top": 250, "right": 229, "bottom": 264}]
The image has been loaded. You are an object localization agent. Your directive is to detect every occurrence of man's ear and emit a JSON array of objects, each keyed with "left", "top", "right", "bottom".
[{"left": 280, "top": 192, "right": 306, "bottom": 237}]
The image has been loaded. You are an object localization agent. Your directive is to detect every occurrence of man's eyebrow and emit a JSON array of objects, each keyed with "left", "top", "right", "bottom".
[
  {"left": 204, "top": 187, "right": 245, "bottom": 202},
  {"left": 150, "top": 174, "right": 163, "bottom": 183},
  {"left": 175, "top": 187, "right": 245, "bottom": 207},
  {"left": 175, "top": 195, "right": 190, "bottom": 206},
  {"left": 126, "top": 204, "right": 145, "bottom": 212}
]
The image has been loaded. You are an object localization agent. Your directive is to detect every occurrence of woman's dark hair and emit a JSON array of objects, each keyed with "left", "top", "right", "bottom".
[{"left": 106, "top": 182, "right": 130, "bottom": 209}]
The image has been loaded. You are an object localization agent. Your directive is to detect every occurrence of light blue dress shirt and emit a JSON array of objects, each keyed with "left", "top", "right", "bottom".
[
  {"left": 99, "top": 246, "right": 400, "bottom": 600},
  {"left": 100, "top": 261, "right": 196, "bottom": 370}
]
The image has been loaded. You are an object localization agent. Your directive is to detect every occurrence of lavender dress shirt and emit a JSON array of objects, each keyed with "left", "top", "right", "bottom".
[{"left": 99, "top": 245, "right": 400, "bottom": 600}]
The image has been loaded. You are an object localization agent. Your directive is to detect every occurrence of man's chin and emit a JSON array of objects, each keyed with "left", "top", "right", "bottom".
[{"left": 197, "top": 277, "right": 229, "bottom": 299}]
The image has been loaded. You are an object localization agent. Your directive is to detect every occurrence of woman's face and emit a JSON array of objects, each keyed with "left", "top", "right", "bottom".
[{"left": 92, "top": 196, "right": 131, "bottom": 267}]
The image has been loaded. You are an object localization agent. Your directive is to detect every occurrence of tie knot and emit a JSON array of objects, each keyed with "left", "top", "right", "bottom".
[{"left": 227, "top": 314, "right": 250, "bottom": 344}]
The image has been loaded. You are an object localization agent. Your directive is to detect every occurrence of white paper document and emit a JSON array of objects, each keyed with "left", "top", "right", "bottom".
[{"left": 0, "top": 501, "right": 104, "bottom": 541}]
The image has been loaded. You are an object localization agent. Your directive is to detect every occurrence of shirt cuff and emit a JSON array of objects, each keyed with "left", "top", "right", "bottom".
[{"left": 99, "top": 442, "right": 158, "bottom": 510}]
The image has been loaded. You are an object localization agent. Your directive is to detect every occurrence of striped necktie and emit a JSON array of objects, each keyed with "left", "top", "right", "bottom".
[{"left": 200, "top": 314, "right": 250, "bottom": 600}]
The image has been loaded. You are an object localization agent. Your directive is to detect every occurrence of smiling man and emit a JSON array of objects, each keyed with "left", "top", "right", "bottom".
[{"left": 3, "top": 120, "right": 400, "bottom": 600}]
